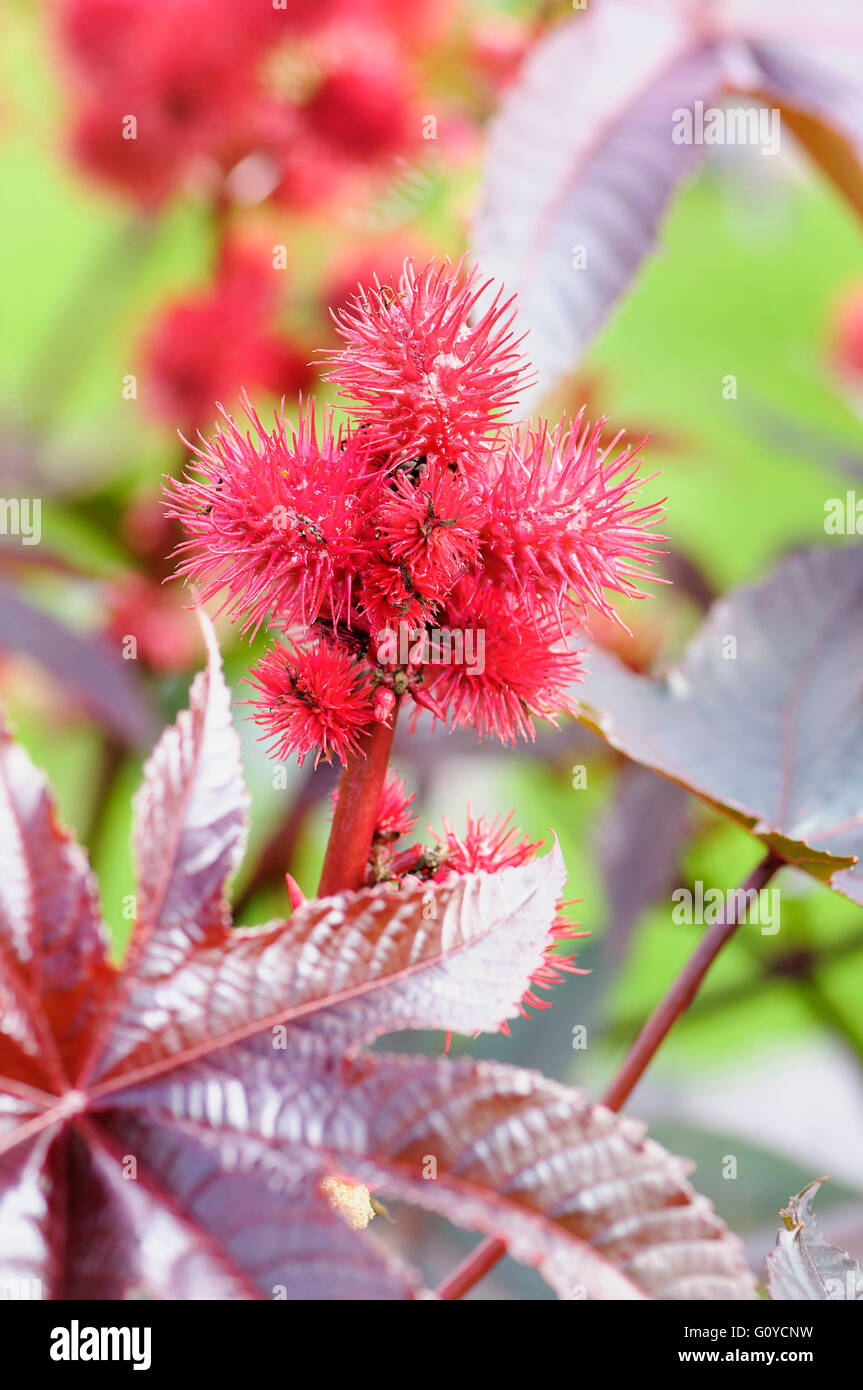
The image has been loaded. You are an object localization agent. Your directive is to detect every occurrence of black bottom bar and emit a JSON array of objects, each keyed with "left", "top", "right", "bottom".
[{"left": 1, "top": 1296, "right": 856, "bottom": 1377}]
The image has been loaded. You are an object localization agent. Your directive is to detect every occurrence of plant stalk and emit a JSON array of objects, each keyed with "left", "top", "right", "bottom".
[
  {"left": 317, "top": 705, "right": 399, "bottom": 896},
  {"left": 435, "top": 1237, "right": 508, "bottom": 1302},
  {"left": 600, "top": 850, "right": 783, "bottom": 1111}
]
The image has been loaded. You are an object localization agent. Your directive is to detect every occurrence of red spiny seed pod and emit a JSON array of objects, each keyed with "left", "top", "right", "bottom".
[
  {"left": 164, "top": 391, "right": 372, "bottom": 636},
  {"left": 326, "top": 258, "right": 534, "bottom": 470},
  {"left": 479, "top": 417, "right": 666, "bottom": 622},
  {"left": 420, "top": 580, "right": 585, "bottom": 744},
  {"left": 243, "top": 638, "right": 375, "bottom": 768},
  {"left": 166, "top": 257, "right": 664, "bottom": 770},
  {"left": 374, "top": 461, "right": 484, "bottom": 604}
]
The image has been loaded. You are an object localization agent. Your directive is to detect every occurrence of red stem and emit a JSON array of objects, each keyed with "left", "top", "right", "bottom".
[
  {"left": 436, "top": 1237, "right": 507, "bottom": 1302},
  {"left": 317, "top": 707, "right": 399, "bottom": 896},
  {"left": 435, "top": 849, "right": 783, "bottom": 1300},
  {"left": 600, "top": 850, "right": 782, "bottom": 1111}
]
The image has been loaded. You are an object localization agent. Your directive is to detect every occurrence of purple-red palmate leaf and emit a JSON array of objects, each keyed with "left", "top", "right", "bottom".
[
  {"left": 0, "top": 716, "right": 115, "bottom": 1090},
  {"left": 576, "top": 545, "right": 863, "bottom": 901},
  {"left": 96, "top": 1052, "right": 756, "bottom": 1301},
  {"left": 767, "top": 1179, "right": 863, "bottom": 1301},
  {"left": 474, "top": 0, "right": 863, "bottom": 400},
  {"left": 0, "top": 616, "right": 753, "bottom": 1299}
]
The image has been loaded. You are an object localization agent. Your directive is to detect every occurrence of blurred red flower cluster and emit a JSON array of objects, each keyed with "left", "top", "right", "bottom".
[
  {"left": 143, "top": 241, "right": 314, "bottom": 432},
  {"left": 56, "top": 0, "right": 458, "bottom": 208},
  {"left": 54, "top": 0, "right": 535, "bottom": 446},
  {"left": 52, "top": 2, "right": 535, "bottom": 669}
]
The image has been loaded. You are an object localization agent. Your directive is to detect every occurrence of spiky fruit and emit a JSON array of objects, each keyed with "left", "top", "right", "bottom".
[
  {"left": 327, "top": 258, "right": 533, "bottom": 470},
  {"left": 244, "top": 637, "right": 375, "bottom": 768},
  {"left": 422, "top": 581, "right": 585, "bottom": 743},
  {"left": 480, "top": 418, "right": 666, "bottom": 624},
  {"left": 164, "top": 392, "right": 370, "bottom": 635}
]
